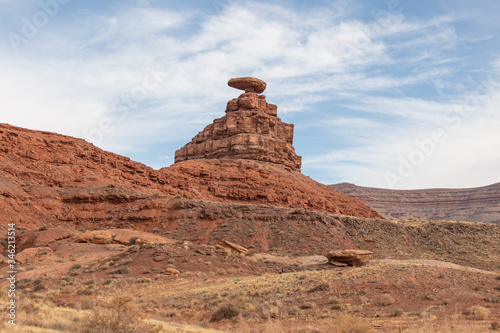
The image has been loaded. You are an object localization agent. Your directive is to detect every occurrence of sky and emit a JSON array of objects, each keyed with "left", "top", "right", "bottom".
[{"left": 1, "top": 0, "right": 499, "bottom": 190}]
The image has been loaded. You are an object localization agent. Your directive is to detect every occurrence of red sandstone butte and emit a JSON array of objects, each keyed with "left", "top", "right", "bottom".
[
  {"left": 175, "top": 77, "right": 302, "bottom": 171},
  {"left": 0, "top": 78, "right": 383, "bottom": 232}
]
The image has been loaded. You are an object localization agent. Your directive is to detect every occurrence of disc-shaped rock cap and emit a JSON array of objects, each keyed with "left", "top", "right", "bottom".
[{"left": 228, "top": 77, "right": 266, "bottom": 94}]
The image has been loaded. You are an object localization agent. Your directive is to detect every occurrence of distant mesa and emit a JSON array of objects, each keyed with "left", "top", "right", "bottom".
[
  {"left": 330, "top": 182, "right": 500, "bottom": 223},
  {"left": 228, "top": 76, "right": 267, "bottom": 93},
  {"left": 174, "top": 77, "right": 302, "bottom": 171}
]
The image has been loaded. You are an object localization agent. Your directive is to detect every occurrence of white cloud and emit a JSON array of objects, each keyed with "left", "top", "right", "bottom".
[
  {"left": 304, "top": 63, "right": 500, "bottom": 189},
  {"left": 0, "top": 1, "right": 499, "bottom": 189}
]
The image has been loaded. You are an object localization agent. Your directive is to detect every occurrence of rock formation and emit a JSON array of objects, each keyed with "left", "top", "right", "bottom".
[
  {"left": 175, "top": 77, "right": 302, "bottom": 171},
  {"left": 16, "top": 247, "right": 55, "bottom": 264},
  {"left": 326, "top": 249, "right": 373, "bottom": 266}
]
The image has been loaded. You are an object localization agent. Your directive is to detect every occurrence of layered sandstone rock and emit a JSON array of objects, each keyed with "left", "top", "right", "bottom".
[
  {"left": 326, "top": 249, "right": 373, "bottom": 266},
  {"left": 174, "top": 77, "right": 302, "bottom": 171}
]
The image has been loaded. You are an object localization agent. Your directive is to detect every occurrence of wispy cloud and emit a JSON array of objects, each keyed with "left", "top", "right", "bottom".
[{"left": 0, "top": 0, "right": 499, "bottom": 188}]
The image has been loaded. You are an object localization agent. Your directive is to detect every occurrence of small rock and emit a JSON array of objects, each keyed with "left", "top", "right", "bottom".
[
  {"left": 165, "top": 268, "right": 180, "bottom": 275},
  {"left": 228, "top": 77, "right": 266, "bottom": 93},
  {"left": 153, "top": 255, "right": 167, "bottom": 262}
]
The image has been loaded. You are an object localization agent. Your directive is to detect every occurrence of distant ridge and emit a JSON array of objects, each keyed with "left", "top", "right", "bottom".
[{"left": 330, "top": 182, "right": 500, "bottom": 223}]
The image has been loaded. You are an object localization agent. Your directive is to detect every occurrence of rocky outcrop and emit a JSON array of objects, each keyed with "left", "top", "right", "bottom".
[
  {"left": 326, "top": 249, "right": 373, "bottom": 266},
  {"left": 330, "top": 182, "right": 500, "bottom": 223},
  {"left": 16, "top": 247, "right": 55, "bottom": 264},
  {"left": 75, "top": 230, "right": 113, "bottom": 244},
  {"left": 175, "top": 77, "right": 302, "bottom": 171}
]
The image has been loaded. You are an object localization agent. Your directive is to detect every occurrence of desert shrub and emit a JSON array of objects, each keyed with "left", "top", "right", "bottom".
[
  {"left": 80, "top": 297, "right": 94, "bottom": 310},
  {"left": 84, "top": 279, "right": 95, "bottom": 285},
  {"left": 484, "top": 296, "right": 500, "bottom": 303},
  {"left": 102, "top": 279, "right": 113, "bottom": 285},
  {"left": 77, "top": 289, "right": 93, "bottom": 296},
  {"left": 38, "top": 225, "right": 48, "bottom": 231},
  {"left": 491, "top": 321, "right": 499, "bottom": 331},
  {"left": 118, "top": 258, "right": 133, "bottom": 266},
  {"left": 379, "top": 294, "right": 395, "bottom": 306},
  {"left": 16, "top": 278, "right": 31, "bottom": 290},
  {"left": 359, "top": 296, "right": 371, "bottom": 306},
  {"left": 70, "top": 264, "right": 82, "bottom": 271},
  {"left": 298, "top": 302, "right": 314, "bottom": 310},
  {"left": 465, "top": 305, "right": 490, "bottom": 320},
  {"left": 287, "top": 306, "right": 300, "bottom": 316},
  {"left": 33, "top": 283, "right": 46, "bottom": 292},
  {"left": 325, "top": 313, "right": 374, "bottom": 333},
  {"left": 216, "top": 268, "right": 227, "bottom": 275},
  {"left": 308, "top": 283, "right": 331, "bottom": 293},
  {"left": 80, "top": 296, "right": 161, "bottom": 333},
  {"left": 110, "top": 266, "right": 131, "bottom": 275},
  {"left": 135, "top": 277, "right": 152, "bottom": 284},
  {"left": 328, "top": 297, "right": 341, "bottom": 305},
  {"left": 209, "top": 303, "right": 239, "bottom": 322},
  {"left": 391, "top": 308, "right": 404, "bottom": 317}
]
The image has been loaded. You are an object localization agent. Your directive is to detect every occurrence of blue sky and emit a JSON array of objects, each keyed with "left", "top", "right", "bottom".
[{"left": 1, "top": 0, "right": 499, "bottom": 189}]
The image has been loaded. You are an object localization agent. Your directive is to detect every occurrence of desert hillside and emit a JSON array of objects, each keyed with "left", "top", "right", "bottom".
[
  {"left": 331, "top": 182, "right": 500, "bottom": 223},
  {"left": 0, "top": 121, "right": 381, "bottom": 233}
]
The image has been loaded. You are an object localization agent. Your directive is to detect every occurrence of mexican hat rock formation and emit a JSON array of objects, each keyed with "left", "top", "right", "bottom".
[{"left": 174, "top": 77, "right": 302, "bottom": 171}]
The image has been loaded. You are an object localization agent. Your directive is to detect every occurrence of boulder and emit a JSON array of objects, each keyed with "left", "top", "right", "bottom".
[
  {"left": 75, "top": 230, "right": 113, "bottom": 244},
  {"left": 165, "top": 268, "right": 180, "bottom": 275},
  {"left": 228, "top": 77, "right": 266, "bottom": 93},
  {"left": 326, "top": 249, "right": 373, "bottom": 266},
  {"left": 16, "top": 247, "right": 55, "bottom": 264},
  {"left": 216, "top": 240, "right": 249, "bottom": 255}
]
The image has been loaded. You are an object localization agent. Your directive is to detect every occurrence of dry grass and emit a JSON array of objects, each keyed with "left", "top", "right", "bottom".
[
  {"left": 81, "top": 296, "right": 162, "bottom": 333},
  {"left": 378, "top": 294, "right": 395, "bottom": 306},
  {"left": 325, "top": 313, "right": 374, "bottom": 333},
  {"left": 209, "top": 303, "right": 239, "bottom": 323},
  {"left": 464, "top": 305, "right": 490, "bottom": 320}
]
